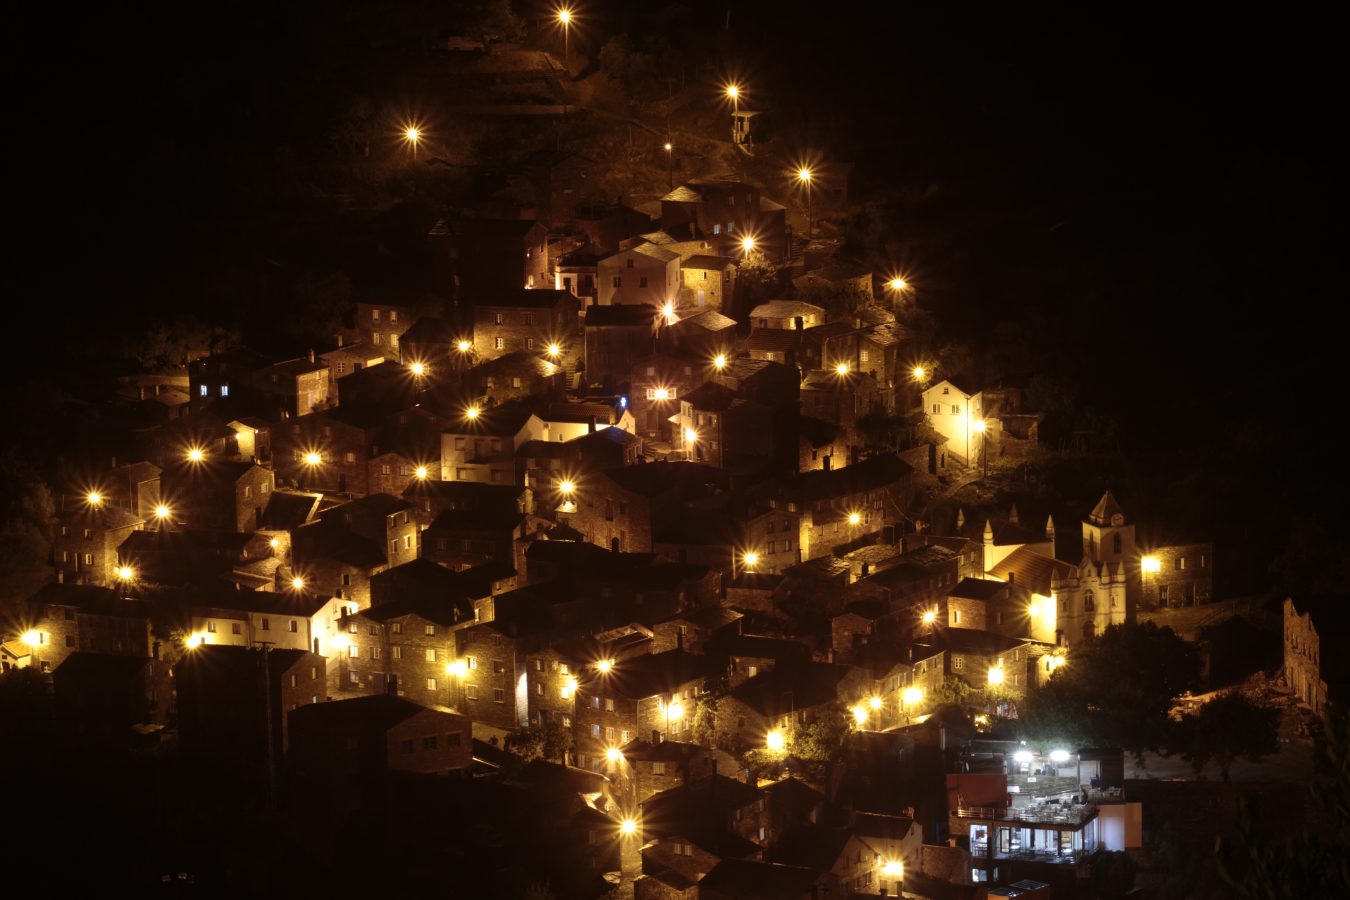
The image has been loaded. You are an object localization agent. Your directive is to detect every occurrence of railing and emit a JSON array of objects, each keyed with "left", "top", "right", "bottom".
[{"left": 955, "top": 803, "right": 1097, "bottom": 825}]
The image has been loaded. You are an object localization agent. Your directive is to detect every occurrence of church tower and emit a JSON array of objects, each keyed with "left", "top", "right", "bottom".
[{"left": 1053, "top": 492, "right": 1139, "bottom": 648}]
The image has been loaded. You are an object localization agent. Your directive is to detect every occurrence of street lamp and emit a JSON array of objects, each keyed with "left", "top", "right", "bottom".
[
  {"left": 410, "top": 361, "right": 427, "bottom": 377},
  {"left": 415, "top": 466, "right": 429, "bottom": 480},
  {"left": 713, "top": 353, "right": 727, "bottom": 371},
  {"left": 922, "top": 609, "right": 937, "bottom": 626},
  {"left": 664, "top": 141, "right": 674, "bottom": 190},
  {"left": 186, "top": 447, "right": 205, "bottom": 463},
  {"left": 848, "top": 511, "right": 862, "bottom": 526},
  {"left": 86, "top": 490, "right": 103, "bottom": 507},
  {"left": 465, "top": 405, "right": 480, "bottom": 421},
  {"left": 556, "top": 7, "right": 573, "bottom": 67},
  {"left": 742, "top": 550, "right": 759, "bottom": 570},
  {"left": 852, "top": 704, "right": 869, "bottom": 727},
  {"left": 546, "top": 342, "right": 562, "bottom": 359},
  {"left": 797, "top": 167, "right": 813, "bottom": 240},
  {"left": 153, "top": 504, "right": 172, "bottom": 527},
  {"left": 835, "top": 362, "right": 850, "bottom": 376},
  {"left": 596, "top": 658, "right": 614, "bottom": 674},
  {"left": 605, "top": 746, "right": 624, "bottom": 766},
  {"left": 766, "top": 729, "right": 786, "bottom": 753},
  {"left": 403, "top": 124, "right": 422, "bottom": 160},
  {"left": 619, "top": 818, "right": 638, "bottom": 836},
  {"left": 661, "top": 301, "right": 677, "bottom": 325},
  {"left": 456, "top": 340, "right": 472, "bottom": 353},
  {"left": 973, "top": 419, "right": 988, "bottom": 477},
  {"left": 665, "top": 699, "right": 684, "bottom": 739},
  {"left": 115, "top": 565, "right": 135, "bottom": 583},
  {"left": 740, "top": 235, "right": 756, "bottom": 258}
]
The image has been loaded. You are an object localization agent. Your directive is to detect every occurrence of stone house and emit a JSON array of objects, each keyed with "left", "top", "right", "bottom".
[
  {"left": 629, "top": 351, "right": 708, "bottom": 441},
  {"left": 749, "top": 301, "right": 825, "bottom": 331},
  {"left": 18, "top": 583, "right": 155, "bottom": 675},
  {"left": 598, "top": 244, "right": 681, "bottom": 308},
  {"left": 573, "top": 649, "right": 707, "bottom": 770},
  {"left": 665, "top": 310, "right": 738, "bottom": 360},
  {"left": 584, "top": 303, "right": 661, "bottom": 390},
  {"left": 52, "top": 502, "right": 143, "bottom": 587},
  {"left": 440, "top": 404, "right": 545, "bottom": 485},
  {"left": 253, "top": 355, "right": 330, "bottom": 419},
  {"left": 319, "top": 342, "right": 386, "bottom": 390},
  {"left": 467, "top": 351, "right": 564, "bottom": 405},
  {"left": 288, "top": 695, "right": 473, "bottom": 791},
  {"left": 438, "top": 215, "right": 549, "bottom": 294},
  {"left": 189, "top": 347, "right": 268, "bottom": 413},
  {"left": 160, "top": 458, "right": 275, "bottom": 533},
  {"left": 471, "top": 289, "right": 582, "bottom": 366},
  {"left": 679, "top": 255, "right": 737, "bottom": 314},
  {"left": 350, "top": 303, "right": 414, "bottom": 353}
]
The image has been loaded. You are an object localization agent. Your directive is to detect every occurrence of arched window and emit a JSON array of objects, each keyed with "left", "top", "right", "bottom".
[
  {"left": 1113, "top": 533, "right": 1122, "bottom": 554},
  {"left": 1084, "top": 590, "right": 1096, "bottom": 612}
]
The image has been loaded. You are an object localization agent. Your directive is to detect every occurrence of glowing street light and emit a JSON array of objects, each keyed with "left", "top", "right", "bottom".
[
  {"left": 766, "top": 729, "right": 786, "bottom": 753},
  {"left": 835, "top": 362, "right": 850, "bottom": 376},
  {"left": 456, "top": 340, "right": 472, "bottom": 353},
  {"left": 868, "top": 695, "right": 883, "bottom": 711},
  {"left": 713, "top": 354, "right": 727, "bottom": 371},
  {"left": 410, "top": 361, "right": 427, "bottom": 377},
  {"left": 666, "top": 701, "right": 685, "bottom": 721},
  {"left": 797, "top": 167, "right": 814, "bottom": 240},
  {"left": 742, "top": 551, "right": 759, "bottom": 569},
  {"left": 987, "top": 665, "right": 1005, "bottom": 686},
  {"left": 304, "top": 452, "right": 323, "bottom": 466},
  {"left": 559, "top": 479, "right": 576, "bottom": 495},
  {"left": 740, "top": 235, "right": 756, "bottom": 258},
  {"left": 889, "top": 277, "right": 908, "bottom": 292},
  {"left": 21, "top": 630, "right": 41, "bottom": 646},
  {"left": 291, "top": 576, "right": 306, "bottom": 591},
  {"left": 186, "top": 447, "right": 205, "bottom": 462},
  {"left": 415, "top": 466, "right": 429, "bottom": 480},
  {"left": 465, "top": 405, "right": 481, "bottom": 421},
  {"left": 661, "top": 300, "right": 677, "bottom": 325},
  {"left": 882, "top": 860, "right": 904, "bottom": 878},
  {"left": 848, "top": 512, "right": 862, "bottom": 526},
  {"left": 446, "top": 659, "right": 468, "bottom": 679},
  {"left": 86, "top": 490, "right": 103, "bottom": 506},
  {"left": 903, "top": 687, "right": 922, "bottom": 705},
  {"left": 922, "top": 610, "right": 937, "bottom": 625},
  {"left": 115, "top": 565, "right": 135, "bottom": 582},
  {"left": 663, "top": 140, "right": 674, "bottom": 189},
  {"left": 330, "top": 633, "right": 350, "bottom": 651},
  {"left": 1049, "top": 749, "right": 1071, "bottom": 763},
  {"left": 596, "top": 658, "right": 614, "bottom": 674},
  {"left": 184, "top": 633, "right": 205, "bottom": 649},
  {"left": 1141, "top": 555, "right": 1161, "bottom": 574},
  {"left": 1014, "top": 750, "right": 1034, "bottom": 764},
  {"left": 725, "top": 83, "right": 741, "bottom": 113},
  {"left": 620, "top": 818, "right": 638, "bottom": 836},
  {"left": 912, "top": 365, "right": 927, "bottom": 381},
  {"left": 269, "top": 537, "right": 281, "bottom": 549},
  {"left": 605, "top": 747, "right": 624, "bottom": 765},
  {"left": 683, "top": 427, "right": 698, "bottom": 447},
  {"left": 403, "top": 123, "right": 423, "bottom": 159},
  {"left": 562, "top": 675, "right": 579, "bottom": 699},
  {"left": 546, "top": 343, "right": 562, "bottom": 358},
  {"left": 153, "top": 504, "right": 172, "bottom": 522},
  {"left": 852, "top": 705, "right": 869, "bottom": 726}
]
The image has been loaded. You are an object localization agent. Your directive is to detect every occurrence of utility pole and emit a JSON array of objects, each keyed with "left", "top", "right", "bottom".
[{"left": 257, "top": 640, "right": 279, "bottom": 811}]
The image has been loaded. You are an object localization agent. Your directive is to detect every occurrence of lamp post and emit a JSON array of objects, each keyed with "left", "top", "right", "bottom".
[
  {"left": 556, "top": 7, "right": 573, "bottom": 68},
  {"left": 797, "top": 167, "right": 813, "bottom": 241},
  {"left": 404, "top": 126, "right": 421, "bottom": 160},
  {"left": 726, "top": 84, "right": 740, "bottom": 114},
  {"left": 664, "top": 141, "right": 674, "bottom": 191}
]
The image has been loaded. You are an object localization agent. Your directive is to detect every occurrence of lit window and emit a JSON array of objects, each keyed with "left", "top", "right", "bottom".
[
  {"left": 199, "top": 384, "right": 208, "bottom": 397},
  {"left": 220, "top": 384, "right": 229, "bottom": 397},
  {"left": 426, "top": 678, "right": 438, "bottom": 691}
]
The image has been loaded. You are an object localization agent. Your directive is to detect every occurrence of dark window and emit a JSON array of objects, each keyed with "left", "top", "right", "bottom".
[
  {"left": 401, "top": 739, "right": 414, "bottom": 753},
  {"left": 447, "top": 732, "right": 462, "bottom": 747},
  {"left": 423, "top": 736, "right": 438, "bottom": 750}
]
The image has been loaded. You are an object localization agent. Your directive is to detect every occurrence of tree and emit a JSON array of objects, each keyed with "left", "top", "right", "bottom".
[
  {"left": 1214, "top": 702, "right": 1350, "bottom": 897},
  {"left": 793, "top": 702, "right": 850, "bottom": 763},
  {"left": 466, "top": 0, "right": 525, "bottom": 44},
  {"left": 1018, "top": 622, "right": 1201, "bottom": 762},
  {"left": 692, "top": 696, "right": 722, "bottom": 748},
  {"left": 1183, "top": 690, "right": 1280, "bottom": 782},
  {"left": 130, "top": 315, "right": 212, "bottom": 372},
  {"left": 1089, "top": 850, "right": 1138, "bottom": 900},
  {"left": 934, "top": 675, "right": 975, "bottom": 709},
  {"left": 507, "top": 720, "right": 572, "bottom": 763},
  {"left": 0, "top": 455, "right": 53, "bottom": 608}
]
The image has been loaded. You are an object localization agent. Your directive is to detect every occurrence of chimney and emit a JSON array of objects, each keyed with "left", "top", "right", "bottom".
[{"left": 308, "top": 348, "right": 316, "bottom": 364}]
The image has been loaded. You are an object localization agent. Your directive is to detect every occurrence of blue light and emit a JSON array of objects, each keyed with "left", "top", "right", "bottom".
[{"left": 619, "top": 396, "right": 628, "bottom": 408}]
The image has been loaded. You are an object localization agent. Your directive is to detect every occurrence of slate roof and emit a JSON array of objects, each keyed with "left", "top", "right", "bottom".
[
  {"left": 585, "top": 304, "right": 659, "bottom": 328},
  {"left": 987, "top": 546, "right": 1073, "bottom": 596},
  {"left": 1088, "top": 491, "right": 1128, "bottom": 525},
  {"left": 949, "top": 578, "right": 1008, "bottom": 602},
  {"left": 750, "top": 301, "right": 826, "bottom": 321},
  {"left": 730, "top": 662, "right": 851, "bottom": 717},
  {"left": 289, "top": 694, "right": 438, "bottom": 731},
  {"left": 585, "top": 649, "right": 707, "bottom": 699},
  {"left": 766, "top": 823, "right": 853, "bottom": 872}
]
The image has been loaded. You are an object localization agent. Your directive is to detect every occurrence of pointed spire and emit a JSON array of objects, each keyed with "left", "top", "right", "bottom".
[
  {"left": 983, "top": 520, "right": 994, "bottom": 544},
  {"left": 1045, "top": 515, "right": 1055, "bottom": 539},
  {"left": 1089, "top": 491, "right": 1127, "bottom": 526},
  {"left": 1008, "top": 504, "right": 1020, "bottom": 524},
  {"left": 956, "top": 509, "right": 966, "bottom": 530}
]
